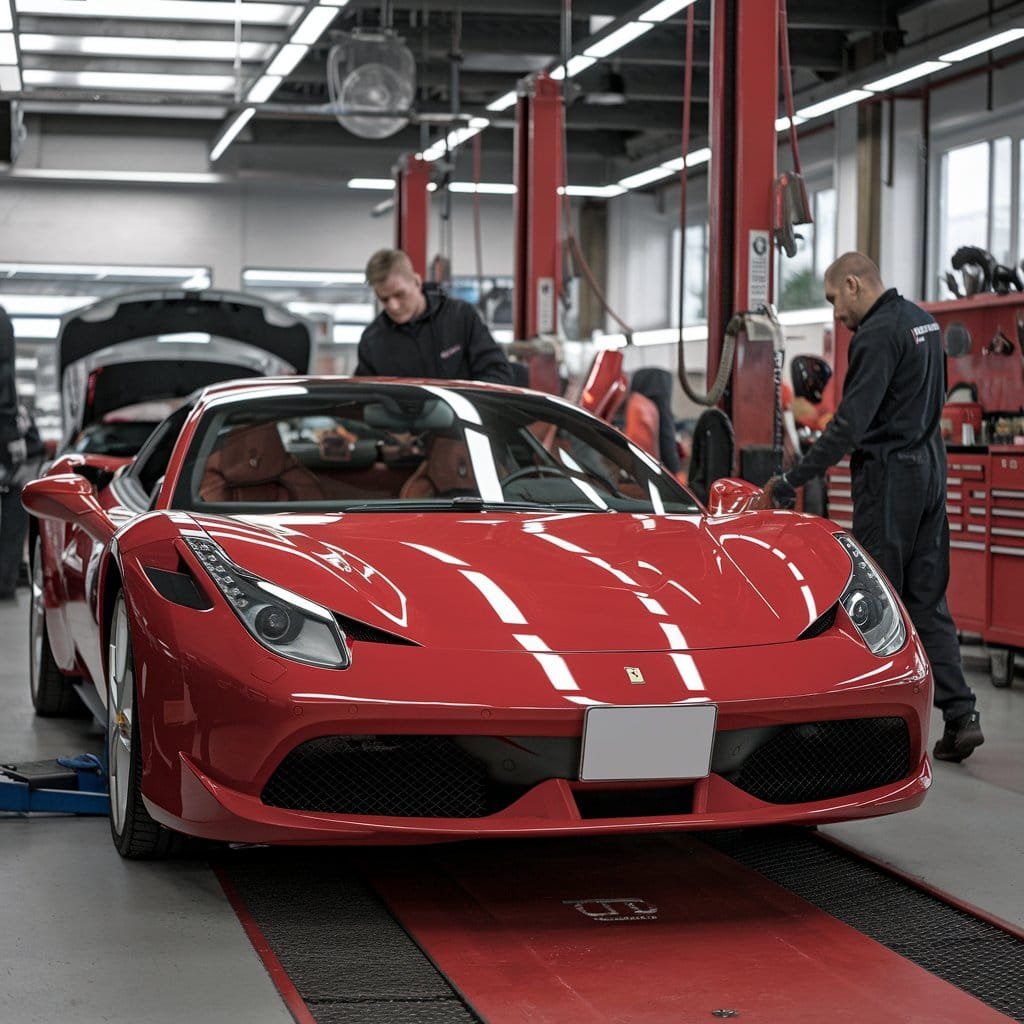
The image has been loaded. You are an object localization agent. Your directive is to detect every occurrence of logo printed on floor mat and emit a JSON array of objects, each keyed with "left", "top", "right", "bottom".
[{"left": 563, "top": 898, "right": 659, "bottom": 921}]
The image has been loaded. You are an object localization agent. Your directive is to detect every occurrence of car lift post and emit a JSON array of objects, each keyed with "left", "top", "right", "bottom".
[
  {"left": 394, "top": 154, "right": 432, "bottom": 277},
  {"left": 510, "top": 71, "right": 565, "bottom": 393},
  {"left": 513, "top": 70, "right": 563, "bottom": 341},
  {"left": 706, "top": 0, "right": 782, "bottom": 480}
]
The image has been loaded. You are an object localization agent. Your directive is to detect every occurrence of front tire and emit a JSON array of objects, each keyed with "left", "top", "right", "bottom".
[
  {"left": 107, "top": 590, "right": 183, "bottom": 859},
  {"left": 29, "top": 538, "right": 86, "bottom": 717}
]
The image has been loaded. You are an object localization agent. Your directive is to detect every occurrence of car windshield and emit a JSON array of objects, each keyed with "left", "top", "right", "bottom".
[{"left": 172, "top": 382, "right": 700, "bottom": 515}]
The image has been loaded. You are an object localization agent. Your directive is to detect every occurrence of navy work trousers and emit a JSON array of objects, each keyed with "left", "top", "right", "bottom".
[{"left": 850, "top": 445, "right": 976, "bottom": 722}]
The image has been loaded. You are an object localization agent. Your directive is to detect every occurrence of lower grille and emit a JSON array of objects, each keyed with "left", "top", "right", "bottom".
[
  {"left": 726, "top": 717, "right": 911, "bottom": 804},
  {"left": 262, "top": 735, "right": 495, "bottom": 817}
]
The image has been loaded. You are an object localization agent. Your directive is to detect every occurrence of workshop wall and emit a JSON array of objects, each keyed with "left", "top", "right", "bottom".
[{"left": 1, "top": 125, "right": 518, "bottom": 286}]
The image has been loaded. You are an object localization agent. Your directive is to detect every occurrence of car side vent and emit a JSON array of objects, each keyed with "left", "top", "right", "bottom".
[
  {"left": 143, "top": 566, "right": 212, "bottom": 610},
  {"left": 334, "top": 614, "right": 419, "bottom": 646},
  {"left": 798, "top": 603, "right": 837, "bottom": 641}
]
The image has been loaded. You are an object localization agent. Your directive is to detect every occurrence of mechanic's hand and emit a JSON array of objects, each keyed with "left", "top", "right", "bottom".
[
  {"left": 6, "top": 438, "right": 27, "bottom": 467},
  {"left": 764, "top": 474, "right": 796, "bottom": 509}
]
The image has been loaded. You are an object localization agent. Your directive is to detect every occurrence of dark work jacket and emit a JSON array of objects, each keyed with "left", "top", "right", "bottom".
[
  {"left": 355, "top": 287, "right": 513, "bottom": 384},
  {"left": 786, "top": 289, "right": 945, "bottom": 487},
  {"left": 0, "top": 311, "right": 20, "bottom": 456}
]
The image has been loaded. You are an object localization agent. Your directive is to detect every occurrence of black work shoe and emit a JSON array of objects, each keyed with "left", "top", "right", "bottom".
[{"left": 932, "top": 711, "right": 984, "bottom": 763}]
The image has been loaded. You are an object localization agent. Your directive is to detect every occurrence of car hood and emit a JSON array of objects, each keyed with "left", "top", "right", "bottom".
[
  {"left": 190, "top": 510, "right": 853, "bottom": 653},
  {"left": 59, "top": 289, "right": 314, "bottom": 442}
]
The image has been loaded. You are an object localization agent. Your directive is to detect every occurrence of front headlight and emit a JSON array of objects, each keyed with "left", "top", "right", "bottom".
[
  {"left": 184, "top": 536, "right": 350, "bottom": 669},
  {"left": 836, "top": 534, "right": 906, "bottom": 657}
]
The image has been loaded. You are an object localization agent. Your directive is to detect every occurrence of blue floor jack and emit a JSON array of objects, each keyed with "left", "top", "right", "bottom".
[{"left": 0, "top": 753, "right": 110, "bottom": 815}]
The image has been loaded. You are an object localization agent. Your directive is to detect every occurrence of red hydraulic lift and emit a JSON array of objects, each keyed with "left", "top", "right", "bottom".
[
  {"left": 508, "top": 70, "right": 566, "bottom": 395},
  {"left": 393, "top": 154, "right": 432, "bottom": 278},
  {"left": 705, "top": 0, "right": 783, "bottom": 483},
  {"left": 512, "top": 71, "right": 563, "bottom": 343}
]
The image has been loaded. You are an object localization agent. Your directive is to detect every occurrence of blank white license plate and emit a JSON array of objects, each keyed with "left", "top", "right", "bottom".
[{"left": 579, "top": 704, "right": 718, "bottom": 782}]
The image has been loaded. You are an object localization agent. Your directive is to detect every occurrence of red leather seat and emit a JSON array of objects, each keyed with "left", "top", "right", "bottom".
[
  {"left": 399, "top": 437, "right": 477, "bottom": 498},
  {"left": 199, "top": 421, "right": 325, "bottom": 503}
]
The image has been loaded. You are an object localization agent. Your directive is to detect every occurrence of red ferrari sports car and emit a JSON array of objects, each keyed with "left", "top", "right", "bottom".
[{"left": 22, "top": 377, "right": 932, "bottom": 858}]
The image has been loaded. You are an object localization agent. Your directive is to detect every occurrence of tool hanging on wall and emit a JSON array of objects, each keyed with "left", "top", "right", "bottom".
[{"left": 774, "top": 0, "right": 813, "bottom": 257}]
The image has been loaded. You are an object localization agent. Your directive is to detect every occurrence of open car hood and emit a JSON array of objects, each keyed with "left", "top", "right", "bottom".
[{"left": 59, "top": 289, "right": 314, "bottom": 443}]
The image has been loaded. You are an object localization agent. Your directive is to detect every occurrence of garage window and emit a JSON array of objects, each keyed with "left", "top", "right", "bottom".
[{"left": 935, "top": 135, "right": 1015, "bottom": 297}]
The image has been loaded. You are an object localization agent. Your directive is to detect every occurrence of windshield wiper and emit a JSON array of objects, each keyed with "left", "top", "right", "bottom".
[{"left": 339, "top": 497, "right": 596, "bottom": 513}]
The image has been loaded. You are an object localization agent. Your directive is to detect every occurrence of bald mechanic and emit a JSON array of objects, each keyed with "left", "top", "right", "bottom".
[
  {"left": 765, "top": 252, "right": 984, "bottom": 763},
  {"left": 355, "top": 248, "right": 513, "bottom": 384}
]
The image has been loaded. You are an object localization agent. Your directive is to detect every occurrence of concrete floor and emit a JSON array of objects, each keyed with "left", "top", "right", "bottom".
[{"left": 1, "top": 583, "right": 1022, "bottom": 1023}]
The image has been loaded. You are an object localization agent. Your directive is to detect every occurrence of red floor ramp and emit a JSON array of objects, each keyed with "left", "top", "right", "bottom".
[{"left": 365, "top": 835, "right": 1012, "bottom": 1024}]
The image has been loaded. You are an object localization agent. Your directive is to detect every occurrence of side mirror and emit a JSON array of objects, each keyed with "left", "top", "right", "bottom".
[
  {"left": 21, "top": 473, "right": 115, "bottom": 543},
  {"left": 707, "top": 477, "right": 770, "bottom": 515}
]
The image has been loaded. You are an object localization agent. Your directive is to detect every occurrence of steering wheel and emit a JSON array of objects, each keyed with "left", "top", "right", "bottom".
[{"left": 501, "top": 465, "right": 566, "bottom": 488}]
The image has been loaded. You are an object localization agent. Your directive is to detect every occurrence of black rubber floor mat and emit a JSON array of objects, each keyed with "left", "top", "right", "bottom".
[
  {"left": 214, "top": 849, "right": 479, "bottom": 1024},
  {"left": 701, "top": 827, "right": 1024, "bottom": 1022}
]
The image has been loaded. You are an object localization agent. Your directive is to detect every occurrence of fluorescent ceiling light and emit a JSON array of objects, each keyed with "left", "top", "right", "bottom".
[
  {"left": 617, "top": 164, "right": 675, "bottom": 190},
  {"left": 285, "top": 302, "right": 373, "bottom": 320},
  {"left": 0, "top": 294, "right": 100, "bottom": 315},
  {"left": 940, "top": 28, "right": 1024, "bottom": 62},
  {"left": 598, "top": 324, "right": 707, "bottom": 348},
  {"left": 20, "top": 100, "right": 226, "bottom": 118},
  {"left": 244, "top": 269, "right": 366, "bottom": 285},
  {"left": 317, "top": 0, "right": 352, "bottom": 6},
  {"left": 775, "top": 114, "right": 807, "bottom": 131},
  {"left": 864, "top": 60, "right": 949, "bottom": 91},
  {"left": 19, "top": 34, "right": 273, "bottom": 61},
  {"left": 12, "top": 317, "right": 61, "bottom": 340},
  {"left": 246, "top": 75, "right": 282, "bottom": 103},
  {"left": 0, "top": 3, "right": 10, "bottom": 30},
  {"left": 0, "top": 261, "right": 208, "bottom": 277},
  {"left": 585, "top": 21, "right": 654, "bottom": 59},
  {"left": 420, "top": 139, "right": 447, "bottom": 161},
  {"left": 0, "top": 65, "right": 19, "bottom": 91},
  {"left": 448, "top": 182, "right": 517, "bottom": 195},
  {"left": 550, "top": 55, "right": 596, "bottom": 80},
  {"left": 347, "top": 177, "right": 394, "bottom": 190},
  {"left": 9, "top": 168, "right": 225, "bottom": 184},
  {"left": 23, "top": 69, "right": 237, "bottom": 92},
  {"left": 210, "top": 106, "right": 255, "bottom": 161},
  {"left": 796, "top": 88, "right": 872, "bottom": 120},
  {"left": 292, "top": 7, "right": 339, "bottom": 45},
  {"left": 267, "top": 42, "right": 308, "bottom": 77},
  {"left": 562, "top": 184, "right": 627, "bottom": 198},
  {"left": 15, "top": 1, "right": 299, "bottom": 25},
  {"left": 0, "top": 261, "right": 209, "bottom": 278},
  {"left": 0, "top": 31, "right": 16, "bottom": 63},
  {"left": 659, "top": 147, "right": 710, "bottom": 172},
  {"left": 486, "top": 90, "right": 517, "bottom": 112},
  {"left": 332, "top": 324, "right": 363, "bottom": 344},
  {"left": 640, "top": 0, "right": 698, "bottom": 22},
  {"left": 420, "top": 123, "right": 486, "bottom": 162},
  {"left": 776, "top": 307, "right": 833, "bottom": 326}
]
